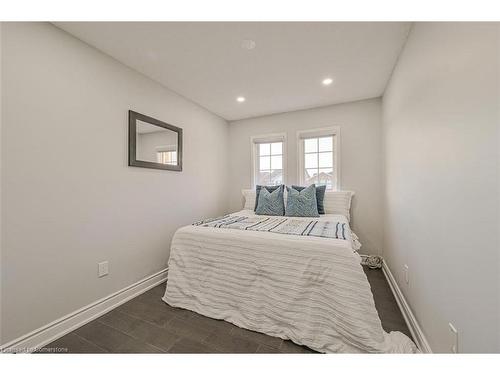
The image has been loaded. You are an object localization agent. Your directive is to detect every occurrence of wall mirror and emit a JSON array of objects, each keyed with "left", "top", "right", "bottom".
[{"left": 128, "top": 110, "right": 183, "bottom": 171}]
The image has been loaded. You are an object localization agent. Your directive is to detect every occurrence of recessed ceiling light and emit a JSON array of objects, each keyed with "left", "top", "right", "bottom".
[
  {"left": 241, "top": 39, "right": 256, "bottom": 50},
  {"left": 236, "top": 96, "right": 246, "bottom": 103},
  {"left": 322, "top": 78, "right": 333, "bottom": 86}
]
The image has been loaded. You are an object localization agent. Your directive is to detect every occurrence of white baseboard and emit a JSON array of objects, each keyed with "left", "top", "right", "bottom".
[
  {"left": 0, "top": 268, "right": 168, "bottom": 353},
  {"left": 381, "top": 261, "right": 432, "bottom": 353},
  {"left": 2, "top": 263, "right": 428, "bottom": 353}
]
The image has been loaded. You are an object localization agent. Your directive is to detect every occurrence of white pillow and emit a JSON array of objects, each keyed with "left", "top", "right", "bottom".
[
  {"left": 323, "top": 191, "right": 354, "bottom": 221},
  {"left": 242, "top": 189, "right": 256, "bottom": 210}
]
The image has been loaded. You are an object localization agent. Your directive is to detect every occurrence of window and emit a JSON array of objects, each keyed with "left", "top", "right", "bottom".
[
  {"left": 298, "top": 128, "right": 339, "bottom": 190},
  {"left": 251, "top": 134, "right": 286, "bottom": 187},
  {"left": 157, "top": 150, "right": 177, "bottom": 165}
]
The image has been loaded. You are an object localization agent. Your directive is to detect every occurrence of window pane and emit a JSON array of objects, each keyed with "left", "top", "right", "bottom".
[
  {"left": 317, "top": 181, "right": 333, "bottom": 190},
  {"left": 318, "top": 136, "right": 333, "bottom": 152},
  {"left": 304, "top": 169, "right": 318, "bottom": 185},
  {"left": 259, "top": 156, "right": 270, "bottom": 171},
  {"left": 259, "top": 143, "right": 271, "bottom": 156},
  {"left": 257, "top": 171, "right": 271, "bottom": 185},
  {"left": 304, "top": 138, "right": 318, "bottom": 153},
  {"left": 271, "top": 155, "right": 282, "bottom": 170},
  {"left": 318, "top": 168, "right": 334, "bottom": 189},
  {"left": 304, "top": 153, "right": 318, "bottom": 169},
  {"left": 318, "top": 152, "right": 333, "bottom": 168},
  {"left": 157, "top": 151, "right": 177, "bottom": 165},
  {"left": 270, "top": 169, "right": 283, "bottom": 185},
  {"left": 271, "top": 142, "right": 282, "bottom": 155}
]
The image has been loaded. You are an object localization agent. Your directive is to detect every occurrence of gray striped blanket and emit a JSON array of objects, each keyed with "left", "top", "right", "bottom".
[{"left": 193, "top": 215, "right": 349, "bottom": 240}]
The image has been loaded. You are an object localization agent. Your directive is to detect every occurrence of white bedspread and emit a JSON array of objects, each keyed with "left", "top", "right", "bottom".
[{"left": 163, "top": 210, "right": 418, "bottom": 353}]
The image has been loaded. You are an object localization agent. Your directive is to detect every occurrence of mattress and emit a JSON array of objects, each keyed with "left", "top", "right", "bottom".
[{"left": 163, "top": 210, "right": 417, "bottom": 353}]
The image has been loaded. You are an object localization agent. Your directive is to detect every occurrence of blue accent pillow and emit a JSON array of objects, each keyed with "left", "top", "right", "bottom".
[
  {"left": 292, "top": 185, "right": 327, "bottom": 214},
  {"left": 255, "top": 185, "right": 285, "bottom": 216},
  {"left": 254, "top": 185, "right": 283, "bottom": 211},
  {"left": 285, "top": 185, "right": 319, "bottom": 217}
]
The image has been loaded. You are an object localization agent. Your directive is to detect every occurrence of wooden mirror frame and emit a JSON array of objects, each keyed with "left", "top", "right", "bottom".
[{"left": 128, "top": 110, "right": 183, "bottom": 171}]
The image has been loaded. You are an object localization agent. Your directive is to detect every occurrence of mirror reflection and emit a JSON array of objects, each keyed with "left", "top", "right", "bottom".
[{"left": 135, "top": 120, "right": 179, "bottom": 165}]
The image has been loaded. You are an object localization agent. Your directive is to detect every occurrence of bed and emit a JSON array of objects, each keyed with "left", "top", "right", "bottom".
[{"left": 162, "top": 191, "right": 417, "bottom": 353}]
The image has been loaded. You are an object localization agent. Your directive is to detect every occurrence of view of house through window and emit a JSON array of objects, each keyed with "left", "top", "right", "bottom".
[
  {"left": 157, "top": 150, "right": 177, "bottom": 165},
  {"left": 303, "top": 136, "right": 334, "bottom": 189},
  {"left": 257, "top": 142, "right": 283, "bottom": 186}
]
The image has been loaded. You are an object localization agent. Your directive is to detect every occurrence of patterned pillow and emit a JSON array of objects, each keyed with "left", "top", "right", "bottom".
[
  {"left": 255, "top": 185, "right": 285, "bottom": 216},
  {"left": 292, "top": 185, "right": 327, "bottom": 214},
  {"left": 285, "top": 185, "right": 319, "bottom": 217},
  {"left": 254, "top": 185, "right": 283, "bottom": 211}
]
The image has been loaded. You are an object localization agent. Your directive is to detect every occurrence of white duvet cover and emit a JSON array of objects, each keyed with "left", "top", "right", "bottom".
[{"left": 163, "top": 210, "right": 417, "bottom": 353}]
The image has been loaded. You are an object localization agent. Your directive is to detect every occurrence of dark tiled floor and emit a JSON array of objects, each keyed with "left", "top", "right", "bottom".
[{"left": 39, "top": 266, "right": 412, "bottom": 353}]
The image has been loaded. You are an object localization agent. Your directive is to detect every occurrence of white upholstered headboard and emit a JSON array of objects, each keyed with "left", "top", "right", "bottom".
[{"left": 322, "top": 191, "right": 354, "bottom": 220}]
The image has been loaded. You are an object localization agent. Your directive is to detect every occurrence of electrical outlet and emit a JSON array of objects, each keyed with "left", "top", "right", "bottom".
[
  {"left": 449, "top": 323, "right": 458, "bottom": 353},
  {"left": 98, "top": 261, "right": 109, "bottom": 278},
  {"left": 404, "top": 264, "right": 409, "bottom": 284}
]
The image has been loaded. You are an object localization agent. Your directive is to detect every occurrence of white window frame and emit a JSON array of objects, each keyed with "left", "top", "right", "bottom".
[
  {"left": 296, "top": 126, "right": 341, "bottom": 191},
  {"left": 155, "top": 145, "right": 178, "bottom": 165},
  {"left": 156, "top": 150, "right": 177, "bottom": 165},
  {"left": 250, "top": 133, "right": 287, "bottom": 187}
]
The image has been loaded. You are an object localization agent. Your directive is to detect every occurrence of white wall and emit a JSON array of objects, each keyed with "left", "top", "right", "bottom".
[
  {"left": 229, "top": 98, "right": 383, "bottom": 255},
  {"left": 0, "top": 22, "right": 3, "bottom": 344},
  {"left": 0, "top": 22, "right": 229, "bottom": 344},
  {"left": 382, "top": 23, "right": 499, "bottom": 352}
]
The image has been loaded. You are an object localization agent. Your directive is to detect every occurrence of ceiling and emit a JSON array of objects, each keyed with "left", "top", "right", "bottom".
[{"left": 55, "top": 22, "right": 411, "bottom": 121}]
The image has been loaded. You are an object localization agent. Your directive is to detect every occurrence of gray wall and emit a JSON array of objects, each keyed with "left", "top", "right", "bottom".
[
  {"left": 228, "top": 98, "right": 383, "bottom": 255},
  {"left": 382, "top": 23, "right": 499, "bottom": 352},
  {"left": 0, "top": 22, "right": 229, "bottom": 344}
]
